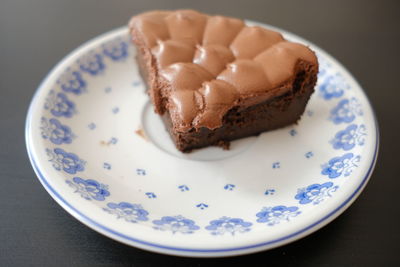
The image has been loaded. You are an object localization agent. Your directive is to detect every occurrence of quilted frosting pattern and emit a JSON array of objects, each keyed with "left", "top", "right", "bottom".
[{"left": 130, "top": 10, "right": 318, "bottom": 131}]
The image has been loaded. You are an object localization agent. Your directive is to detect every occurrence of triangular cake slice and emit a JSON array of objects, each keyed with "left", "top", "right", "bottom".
[{"left": 129, "top": 10, "right": 318, "bottom": 152}]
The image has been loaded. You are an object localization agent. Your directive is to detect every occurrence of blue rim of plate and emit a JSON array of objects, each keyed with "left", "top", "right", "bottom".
[{"left": 25, "top": 26, "right": 379, "bottom": 255}]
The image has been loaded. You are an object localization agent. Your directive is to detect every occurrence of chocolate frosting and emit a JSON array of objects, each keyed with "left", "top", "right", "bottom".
[{"left": 130, "top": 10, "right": 318, "bottom": 132}]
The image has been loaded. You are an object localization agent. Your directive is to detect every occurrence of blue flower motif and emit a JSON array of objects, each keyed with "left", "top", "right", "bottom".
[
  {"left": 46, "top": 148, "right": 85, "bottom": 174},
  {"left": 196, "top": 203, "right": 208, "bottom": 210},
  {"left": 329, "top": 98, "right": 363, "bottom": 124},
  {"left": 289, "top": 129, "right": 297, "bottom": 136},
  {"left": 103, "top": 162, "right": 111, "bottom": 170},
  {"left": 319, "top": 73, "right": 349, "bottom": 100},
  {"left": 265, "top": 189, "right": 276, "bottom": 195},
  {"left": 321, "top": 153, "right": 361, "bottom": 178},
  {"left": 305, "top": 151, "right": 314, "bottom": 158},
  {"left": 44, "top": 91, "right": 76, "bottom": 118},
  {"left": 103, "top": 39, "right": 128, "bottom": 61},
  {"left": 178, "top": 185, "right": 189, "bottom": 192},
  {"left": 88, "top": 122, "right": 96, "bottom": 130},
  {"left": 256, "top": 205, "right": 301, "bottom": 226},
  {"left": 57, "top": 70, "right": 87, "bottom": 94},
  {"left": 40, "top": 117, "right": 75, "bottom": 145},
  {"left": 136, "top": 169, "right": 146, "bottom": 175},
  {"left": 78, "top": 53, "right": 105, "bottom": 75},
  {"left": 108, "top": 137, "right": 118, "bottom": 145},
  {"left": 295, "top": 182, "right": 339, "bottom": 205},
  {"left": 145, "top": 192, "right": 157, "bottom": 199},
  {"left": 153, "top": 216, "right": 200, "bottom": 234},
  {"left": 205, "top": 217, "right": 252, "bottom": 236},
  {"left": 66, "top": 177, "right": 110, "bottom": 201},
  {"left": 103, "top": 202, "right": 148, "bottom": 223},
  {"left": 224, "top": 184, "right": 235, "bottom": 191},
  {"left": 331, "top": 124, "right": 366, "bottom": 151},
  {"left": 272, "top": 162, "right": 280, "bottom": 169},
  {"left": 112, "top": 107, "right": 120, "bottom": 114}
]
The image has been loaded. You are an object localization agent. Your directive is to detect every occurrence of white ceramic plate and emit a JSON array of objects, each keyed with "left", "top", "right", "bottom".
[{"left": 26, "top": 22, "right": 378, "bottom": 257}]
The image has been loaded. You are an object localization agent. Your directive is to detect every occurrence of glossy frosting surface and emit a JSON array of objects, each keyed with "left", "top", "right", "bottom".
[{"left": 130, "top": 10, "right": 318, "bottom": 131}]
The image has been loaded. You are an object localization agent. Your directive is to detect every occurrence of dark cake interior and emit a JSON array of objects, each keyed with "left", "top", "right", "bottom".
[{"left": 129, "top": 10, "right": 318, "bottom": 152}]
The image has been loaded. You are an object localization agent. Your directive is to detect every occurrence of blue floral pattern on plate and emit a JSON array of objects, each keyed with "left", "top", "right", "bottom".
[
  {"left": 196, "top": 203, "right": 208, "bottom": 210},
  {"left": 57, "top": 69, "right": 87, "bottom": 94},
  {"left": 331, "top": 124, "right": 366, "bottom": 151},
  {"left": 178, "top": 185, "right": 189, "bottom": 192},
  {"left": 66, "top": 177, "right": 110, "bottom": 201},
  {"left": 103, "top": 202, "right": 148, "bottom": 222},
  {"left": 330, "top": 98, "right": 363, "bottom": 124},
  {"left": 319, "top": 73, "right": 349, "bottom": 100},
  {"left": 295, "top": 182, "right": 339, "bottom": 205},
  {"left": 44, "top": 90, "right": 76, "bottom": 118},
  {"left": 321, "top": 153, "right": 361, "bottom": 178},
  {"left": 224, "top": 184, "right": 235, "bottom": 191},
  {"left": 153, "top": 216, "right": 200, "bottom": 234},
  {"left": 46, "top": 148, "right": 85, "bottom": 174},
  {"left": 205, "top": 217, "right": 252, "bottom": 236},
  {"left": 40, "top": 117, "right": 75, "bottom": 145},
  {"left": 102, "top": 38, "right": 128, "bottom": 61},
  {"left": 265, "top": 189, "right": 276, "bottom": 195},
  {"left": 78, "top": 53, "right": 105, "bottom": 76},
  {"left": 256, "top": 206, "right": 301, "bottom": 226}
]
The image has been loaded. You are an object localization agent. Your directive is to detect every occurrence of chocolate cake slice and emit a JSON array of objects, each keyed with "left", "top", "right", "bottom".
[{"left": 129, "top": 10, "right": 318, "bottom": 152}]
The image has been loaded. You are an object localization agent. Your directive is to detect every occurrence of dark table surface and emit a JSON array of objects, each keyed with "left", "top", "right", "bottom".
[{"left": 1, "top": 0, "right": 399, "bottom": 266}]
